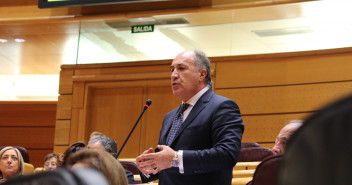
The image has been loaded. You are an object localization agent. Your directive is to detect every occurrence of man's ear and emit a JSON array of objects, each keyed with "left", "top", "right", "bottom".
[{"left": 200, "top": 69, "right": 207, "bottom": 81}]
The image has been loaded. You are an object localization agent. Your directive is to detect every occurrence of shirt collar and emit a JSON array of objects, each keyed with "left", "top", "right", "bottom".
[{"left": 183, "top": 86, "right": 209, "bottom": 107}]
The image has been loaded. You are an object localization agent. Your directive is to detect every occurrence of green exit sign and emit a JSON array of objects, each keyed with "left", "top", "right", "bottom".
[{"left": 131, "top": 24, "right": 154, "bottom": 33}]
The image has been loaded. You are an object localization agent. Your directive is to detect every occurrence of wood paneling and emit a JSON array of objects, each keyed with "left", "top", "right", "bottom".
[
  {"left": 56, "top": 95, "right": 72, "bottom": 119},
  {"left": 0, "top": 127, "right": 54, "bottom": 148},
  {"left": 0, "top": 102, "right": 57, "bottom": 168},
  {"left": 215, "top": 51, "right": 352, "bottom": 88},
  {"left": 0, "top": 102, "right": 56, "bottom": 126},
  {"left": 241, "top": 113, "right": 311, "bottom": 142},
  {"left": 59, "top": 69, "right": 74, "bottom": 95},
  {"left": 217, "top": 81, "right": 352, "bottom": 115},
  {"left": 54, "top": 120, "right": 70, "bottom": 146},
  {"left": 86, "top": 86, "right": 144, "bottom": 158}
]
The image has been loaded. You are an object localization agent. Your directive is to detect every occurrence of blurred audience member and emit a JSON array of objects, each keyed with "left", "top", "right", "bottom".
[
  {"left": 66, "top": 149, "right": 128, "bottom": 185},
  {"left": 0, "top": 147, "right": 24, "bottom": 183},
  {"left": 61, "top": 142, "right": 86, "bottom": 167},
  {"left": 43, "top": 153, "right": 61, "bottom": 171},
  {"left": 272, "top": 120, "right": 303, "bottom": 155},
  {"left": 87, "top": 136, "right": 135, "bottom": 184}
]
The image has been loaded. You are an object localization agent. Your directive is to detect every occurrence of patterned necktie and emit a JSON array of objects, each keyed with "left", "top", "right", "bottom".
[{"left": 167, "top": 103, "right": 190, "bottom": 146}]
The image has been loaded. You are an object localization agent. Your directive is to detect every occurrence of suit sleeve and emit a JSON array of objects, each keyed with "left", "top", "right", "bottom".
[{"left": 182, "top": 98, "right": 244, "bottom": 175}]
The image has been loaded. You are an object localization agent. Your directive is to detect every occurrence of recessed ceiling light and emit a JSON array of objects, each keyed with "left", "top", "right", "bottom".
[
  {"left": 0, "top": 39, "right": 8, "bottom": 43},
  {"left": 14, "top": 38, "right": 26, "bottom": 43}
]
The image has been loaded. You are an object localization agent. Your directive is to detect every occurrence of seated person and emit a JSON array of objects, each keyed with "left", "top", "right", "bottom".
[
  {"left": 246, "top": 120, "right": 303, "bottom": 185},
  {"left": 87, "top": 136, "right": 135, "bottom": 184},
  {"left": 0, "top": 147, "right": 24, "bottom": 183},
  {"left": 66, "top": 149, "right": 128, "bottom": 185},
  {"left": 61, "top": 142, "right": 86, "bottom": 167},
  {"left": 43, "top": 153, "right": 61, "bottom": 171},
  {"left": 271, "top": 120, "right": 303, "bottom": 155}
]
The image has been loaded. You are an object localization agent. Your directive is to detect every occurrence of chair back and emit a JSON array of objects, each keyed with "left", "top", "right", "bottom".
[
  {"left": 238, "top": 147, "right": 274, "bottom": 162},
  {"left": 250, "top": 155, "right": 281, "bottom": 185},
  {"left": 119, "top": 160, "right": 139, "bottom": 174}
]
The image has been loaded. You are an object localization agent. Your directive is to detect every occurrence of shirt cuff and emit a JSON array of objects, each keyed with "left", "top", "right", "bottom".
[{"left": 178, "top": 150, "right": 184, "bottom": 174}]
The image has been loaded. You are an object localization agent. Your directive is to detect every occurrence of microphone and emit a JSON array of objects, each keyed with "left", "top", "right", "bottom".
[{"left": 116, "top": 99, "right": 152, "bottom": 158}]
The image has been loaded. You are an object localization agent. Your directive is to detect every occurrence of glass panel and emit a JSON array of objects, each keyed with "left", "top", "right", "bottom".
[{"left": 76, "top": 0, "right": 352, "bottom": 64}]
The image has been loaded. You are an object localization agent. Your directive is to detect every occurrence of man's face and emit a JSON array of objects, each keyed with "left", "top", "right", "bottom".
[
  {"left": 272, "top": 123, "right": 301, "bottom": 155},
  {"left": 87, "top": 142, "right": 104, "bottom": 150},
  {"left": 171, "top": 51, "right": 206, "bottom": 101},
  {"left": 0, "top": 149, "right": 19, "bottom": 178}
]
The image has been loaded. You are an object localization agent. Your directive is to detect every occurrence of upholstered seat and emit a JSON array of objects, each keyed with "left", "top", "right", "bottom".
[
  {"left": 238, "top": 147, "right": 274, "bottom": 162},
  {"left": 248, "top": 155, "right": 281, "bottom": 185}
]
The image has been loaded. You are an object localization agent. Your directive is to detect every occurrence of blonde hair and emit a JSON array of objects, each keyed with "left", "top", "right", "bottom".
[
  {"left": 0, "top": 146, "right": 24, "bottom": 178},
  {"left": 66, "top": 149, "right": 128, "bottom": 185}
]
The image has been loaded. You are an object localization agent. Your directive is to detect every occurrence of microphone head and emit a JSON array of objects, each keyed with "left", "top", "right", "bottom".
[{"left": 146, "top": 99, "right": 152, "bottom": 106}]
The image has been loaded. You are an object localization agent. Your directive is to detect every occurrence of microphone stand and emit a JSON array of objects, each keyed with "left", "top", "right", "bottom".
[{"left": 116, "top": 99, "right": 152, "bottom": 158}]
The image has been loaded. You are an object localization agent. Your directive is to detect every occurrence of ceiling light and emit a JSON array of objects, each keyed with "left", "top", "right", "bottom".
[
  {"left": 0, "top": 39, "right": 8, "bottom": 43},
  {"left": 14, "top": 38, "right": 26, "bottom": 43}
]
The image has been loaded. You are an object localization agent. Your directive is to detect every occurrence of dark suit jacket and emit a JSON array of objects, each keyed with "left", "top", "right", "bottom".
[{"left": 147, "top": 89, "right": 244, "bottom": 185}]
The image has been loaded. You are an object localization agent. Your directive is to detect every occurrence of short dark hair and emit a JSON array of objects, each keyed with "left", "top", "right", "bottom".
[
  {"left": 194, "top": 50, "right": 212, "bottom": 88},
  {"left": 88, "top": 136, "right": 118, "bottom": 158}
]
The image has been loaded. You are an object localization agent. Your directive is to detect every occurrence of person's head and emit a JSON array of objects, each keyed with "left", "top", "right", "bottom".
[
  {"left": 87, "top": 136, "right": 118, "bottom": 158},
  {"left": 171, "top": 50, "right": 212, "bottom": 102},
  {"left": 62, "top": 142, "right": 86, "bottom": 166},
  {"left": 66, "top": 149, "right": 128, "bottom": 185},
  {"left": 43, "top": 153, "right": 61, "bottom": 171},
  {"left": 90, "top": 131, "right": 105, "bottom": 140},
  {"left": 272, "top": 120, "right": 303, "bottom": 155},
  {"left": 0, "top": 147, "right": 24, "bottom": 180}
]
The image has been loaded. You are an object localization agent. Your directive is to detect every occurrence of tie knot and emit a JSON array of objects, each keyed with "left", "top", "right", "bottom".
[{"left": 179, "top": 103, "right": 190, "bottom": 114}]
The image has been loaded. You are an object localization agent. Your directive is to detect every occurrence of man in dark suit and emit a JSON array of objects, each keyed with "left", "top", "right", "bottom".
[{"left": 136, "top": 50, "right": 244, "bottom": 185}]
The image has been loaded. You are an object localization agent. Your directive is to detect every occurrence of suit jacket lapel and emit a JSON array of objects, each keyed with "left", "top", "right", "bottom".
[{"left": 170, "top": 89, "right": 214, "bottom": 146}]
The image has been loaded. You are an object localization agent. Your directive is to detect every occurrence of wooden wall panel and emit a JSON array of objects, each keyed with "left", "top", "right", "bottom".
[
  {"left": 216, "top": 81, "right": 352, "bottom": 115},
  {"left": 54, "top": 120, "right": 70, "bottom": 146},
  {"left": 59, "top": 69, "right": 74, "bottom": 95},
  {"left": 0, "top": 102, "right": 57, "bottom": 168},
  {"left": 0, "top": 102, "right": 57, "bottom": 126},
  {"left": 85, "top": 86, "right": 145, "bottom": 158},
  {"left": 215, "top": 52, "right": 352, "bottom": 88},
  {"left": 0, "top": 127, "right": 54, "bottom": 148},
  {"left": 241, "top": 113, "right": 311, "bottom": 142},
  {"left": 56, "top": 95, "right": 72, "bottom": 119},
  {"left": 74, "top": 64, "right": 170, "bottom": 76}
]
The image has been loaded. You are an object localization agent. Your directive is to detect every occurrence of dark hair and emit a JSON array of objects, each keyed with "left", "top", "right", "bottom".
[
  {"left": 193, "top": 50, "right": 212, "bottom": 88},
  {"left": 88, "top": 136, "right": 118, "bottom": 158},
  {"left": 61, "top": 142, "right": 86, "bottom": 166}
]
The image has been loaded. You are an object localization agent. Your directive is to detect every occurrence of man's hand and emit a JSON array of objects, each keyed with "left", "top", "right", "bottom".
[{"left": 136, "top": 145, "right": 175, "bottom": 174}]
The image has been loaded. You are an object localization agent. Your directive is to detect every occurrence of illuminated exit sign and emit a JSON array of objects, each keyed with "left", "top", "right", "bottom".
[{"left": 131, "top": 24, "right": 154, "bottom": 33}]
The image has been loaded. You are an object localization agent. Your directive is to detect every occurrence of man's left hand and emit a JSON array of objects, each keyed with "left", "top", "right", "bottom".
[{"left": 136, "top": 145, "right": 175, "bottom": 174}]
